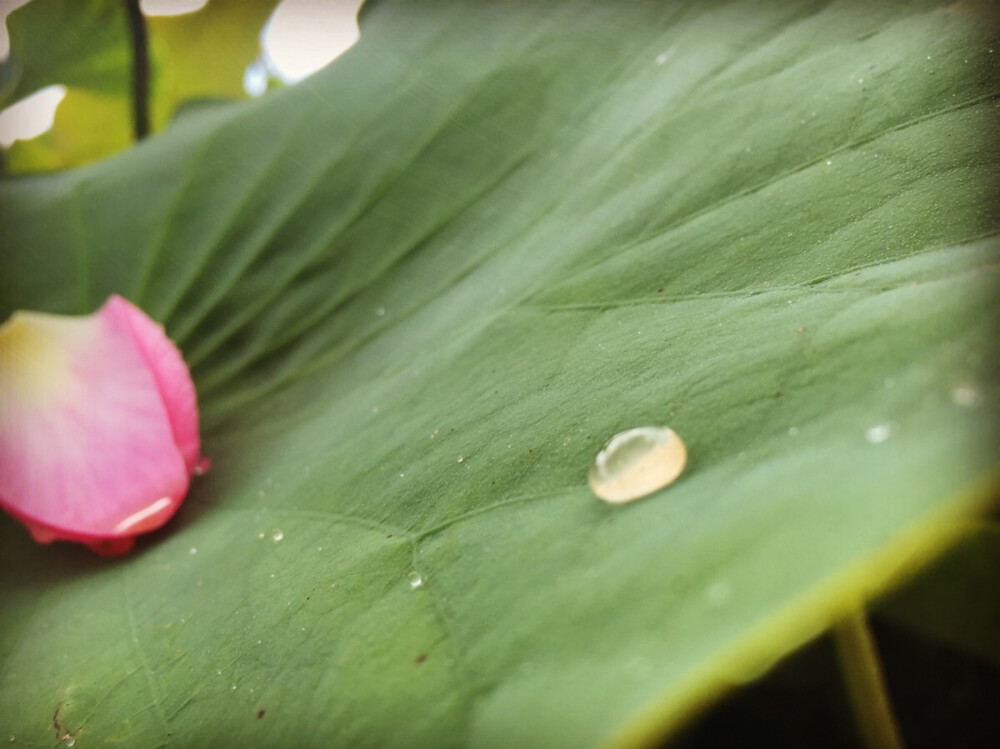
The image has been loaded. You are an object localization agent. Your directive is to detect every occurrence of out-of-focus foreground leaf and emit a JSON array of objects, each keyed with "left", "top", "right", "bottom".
[
  {"left": 0, "top": 0, "right": 280, "bottom": 171},
  {"left": 1, "top": 1, "right": 998, "bottom": 747}
]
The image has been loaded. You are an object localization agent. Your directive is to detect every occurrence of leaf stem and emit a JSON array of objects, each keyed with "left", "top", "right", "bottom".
[
  {"left": 833, "top": 609, "right": 904, "bottom": 749},
  {"left": 123, "top": 0, "right": 150, "bottom": 140}
]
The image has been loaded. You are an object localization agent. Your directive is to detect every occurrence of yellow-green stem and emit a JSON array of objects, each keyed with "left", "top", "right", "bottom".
[{"left": 833, "top": 609, "right": 904, "bottom": 749}]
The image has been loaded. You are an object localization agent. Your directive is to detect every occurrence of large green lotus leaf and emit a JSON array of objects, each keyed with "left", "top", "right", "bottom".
[{"left": 1, "top": 1, "right": 998, "bottom": 746}]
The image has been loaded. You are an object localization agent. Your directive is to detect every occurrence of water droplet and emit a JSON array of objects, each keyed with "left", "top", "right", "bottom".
[
  {"left": 271, "top": 529, "right": 283, "bottom": 541},
  {"left": 825, "top": 159, "right": 832, "bottom": 166},
  {"left": 951, "top": 385, "right": 980, "bottom": 407},
  {"left": 189, "top": 547, "right": 197, "bottom": 555},
  {"left": 375, "top": 306, "right": 386, "bottom": 317},
  {"left": 65, "top": 740, "right": 74, "bottom": 748},
  {"left": 788, "top": 427, "right": 799, "bottom": 436},
  {"left": 589, "top": 426, "right": 687, "bottom": 503},
  {"left": 257, "top": 532, "right": 265, "bottom": 540},
  {"left": 457, "top": 456, "right": 465, "bottom": 463},
  {"left": 655, "top": 51, "right": 669, "bottom": 65},
  {"left": 408, "top": 572, "right": 424, "bottom": 589},
  {"left": 865, "top": 424, "right": 891, "bottom": 444}
]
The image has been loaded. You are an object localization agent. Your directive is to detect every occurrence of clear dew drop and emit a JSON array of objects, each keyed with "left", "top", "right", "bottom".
[
  {"left": 589, "top": 426, "right": 687, "bottom": 503},
  {"left": 189, "top": 547, "right": 197, "bottom": 555},
  {"left": 271, "top": 529, "right": 284, "bottom": 542},
  {"left": 408, "top": 572, "right": 424, "bottom": 589},
  {"left": 865, "top": 424, "right": 891, "bottom": 444}
]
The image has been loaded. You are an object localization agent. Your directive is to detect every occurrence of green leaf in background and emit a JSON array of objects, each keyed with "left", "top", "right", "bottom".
[
  {"left": 4, "top": 88, "right": 132, "bottom": 172},
  {"left": 1, "top": 0, "right": 281, "bottom": 171},
  {"left": 0, "top": 0, "right": 130, "bottom": 107},
  {"left": 1, "top": 1, "right": 998, "bottom": 747},
  {"left": 147, "top": 0, "right": 283, "bottom": 124}
]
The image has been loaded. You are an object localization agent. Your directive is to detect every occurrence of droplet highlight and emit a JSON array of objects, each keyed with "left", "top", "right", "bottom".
[
  {"left": 408, "top": 572, "right": 424, "bottom": 589},
  {"left": 865, "top": 424, "right": 891, "bottom": 444},
  {"left": 589, "top": 426, "right": 687, "bottom": 503},
  {"left": 951, "top": 385, "right": 980, "bottom": 407},
  {"left": 271, "top": 529, "right": 284, "bottom": 542}
]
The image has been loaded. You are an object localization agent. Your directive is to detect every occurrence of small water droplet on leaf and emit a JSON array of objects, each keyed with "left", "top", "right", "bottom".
[
  {"left": 589, "top": 426, "right": 687, "bottom": 503},
  {"left": 865, "top": 424, "right": 891, "bottom": 444}
]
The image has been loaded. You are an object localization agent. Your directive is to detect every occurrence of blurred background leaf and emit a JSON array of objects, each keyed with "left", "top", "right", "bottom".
[{"left": 0, "top": 0, "right": 281, "bottom": 171}]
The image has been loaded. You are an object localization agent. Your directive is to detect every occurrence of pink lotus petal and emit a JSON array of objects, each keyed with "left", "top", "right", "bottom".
[
  {"left": 0, "top": 296, "right": 206, "bottom": 555},
  {"left": 107, "top": 295, "right": 202, "bottom": 474}
]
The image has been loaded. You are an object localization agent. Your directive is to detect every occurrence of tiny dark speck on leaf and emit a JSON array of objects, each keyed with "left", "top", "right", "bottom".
[
  {"left": 386, "top": 534, "right": 393, "bottom": 538},
  {"left": 415, "top": 654, "right": 427, "bottom": 664},
  {"left": 257, "top": 709, "right": 266, "bottom": 719},
  {"left": 657, "top": 288, "right": 664, "bottom": 293},
  {"left": 774, "top": 391, "right": 782, "bottom": 398}
]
